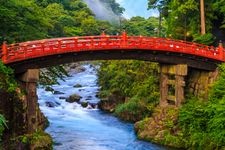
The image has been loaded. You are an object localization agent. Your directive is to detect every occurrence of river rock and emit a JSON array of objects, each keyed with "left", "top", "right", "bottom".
[
  {"left": 59, "top": 96, "right": 66, "bottom": 100},
  {"left": 76, "top": 66, "right": 86, "bottom": 73},
  {"left": 86, "top": 96, "right": 92, "bottom": 100},
  {"left": 73, "top": 84, "right": 82, "bottom": 88},
  {"left": 81, "top": 101, "right": 88, "bottom": 108},
  {"left": 53, "top": 91, "right": 65, "bottom": 95},
  {"left": 95, "top": 92, "right": 100, "bottom": 98},
  {"left": 45, "top": 101, "right": 58, "bottom": 107},
  {"left": 89, "top": 102, "right": 98, "bottom": 109},
  {"left": 66, "top": 94, "right": 82, "bottom": 103},
  {"left": 45, "top": 86, "right": 54, "bottom": 92}
]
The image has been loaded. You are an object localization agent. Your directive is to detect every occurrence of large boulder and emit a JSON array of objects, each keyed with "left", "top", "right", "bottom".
[
  {"left": 66, "top": 94, "right": 82, "bottom": 103},
  {"left": 74, "top": 66, "right": 86, "bottom": 73},
  {"left": 98, "top": 90, "right": 125, "bottom": 112}
]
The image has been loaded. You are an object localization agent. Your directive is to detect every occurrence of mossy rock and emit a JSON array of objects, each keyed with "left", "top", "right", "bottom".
[
  {"left": 13, "top": 131, "right": 53, "bottom": 150},
  {"left": 81, "top": 101, "right": 88, "bottom": 108},
  {"left": 66, "top": 94, "right": 82, "bottom": 103}
]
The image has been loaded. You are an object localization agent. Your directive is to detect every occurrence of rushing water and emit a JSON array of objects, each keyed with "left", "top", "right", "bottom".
[{"left": 37, "top": 64, "right": 165, "bottom": 150}]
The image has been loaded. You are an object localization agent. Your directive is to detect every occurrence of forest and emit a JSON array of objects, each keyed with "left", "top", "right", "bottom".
[{"left": 1, "top": 0, "right": 225, "bottom": 149}]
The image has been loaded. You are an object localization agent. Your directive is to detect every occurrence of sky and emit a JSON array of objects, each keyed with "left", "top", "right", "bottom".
[{"left": 115, "top": 0, "right": 159, "bottom": 18}]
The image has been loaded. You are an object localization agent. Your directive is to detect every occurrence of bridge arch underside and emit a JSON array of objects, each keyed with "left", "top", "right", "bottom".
[{"left": 8, "top": 49, "right": 220, "bottom": 73}]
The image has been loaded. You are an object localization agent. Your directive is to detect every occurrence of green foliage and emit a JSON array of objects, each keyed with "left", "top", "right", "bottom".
[
  {"left": 0, "top": 0, "right": 121, "bottom": 86},
  {"left": 209, "top": 64, "right": 225, "bottom": 102},
  {"left": 0, "top": 61, "right": 17, "bottom": 92},
  {"left": 98, "top": 60, "right": 159, "bottom": 121},
  {"left": 0, "top": 0, "right": 51, "bottom": 43},
  {"left": 39, "top": 65, "right": 69, "bottom": 86},
  {"left": 0, "top": 0, "right": 121, "bottom": 42},
  {"left": 0, "top": 114, "right": 7, "bottom": 142},
  {"left": 135, "top": 63, "right": 225, "bottom": 149},
  {"left": 122, "top": 16, "right": 166, "bottom": 36},
  {"left": 148, "top": 0, "right": 223, "bottom": 44},
  {"left": 115, "top": 96, "right": 157, "bottom": 122},
  {"left": 213, "top": 0, "right": 225, "bottom": 29},
  {"left": 177, "top": 64, "right": 225, "bottom": 149},
  {"left": 163, "top": 130, "right": 184, "bottom": 148},
  {"left": 19, "top": 130, "right": 53, "bottom": 149},
  {"left": 193, "top": 33, "right": 215, "bottom": 45}
]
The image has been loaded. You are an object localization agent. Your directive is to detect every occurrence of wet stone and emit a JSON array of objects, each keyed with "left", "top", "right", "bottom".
[
  {"left": 73, "top": 84, "right": 82, "bottom": 88},
  {"left": 66, "top": 94, "right": 82, "bottom": 103},
  {"left": 53, "top": 91, "right": 65, "bottom": 95}
]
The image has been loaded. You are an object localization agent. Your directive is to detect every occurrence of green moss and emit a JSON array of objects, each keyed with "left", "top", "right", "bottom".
[
  {"left": 134, "top": 106, "right": 184, "bottom": 148},
  {"left": 18, "top": 130, "right": 53, "bottom": 150},
  {"left": 0, "top": 114, "right": 7, "bottom": 141},
  {"left": 98, "top": 60, "right": 159, "bottom": 122},
  {"left": 0, "top": 61, "right": 17, "bottom": 93},
  {"left": 115, "top": 97, "right": 156, "bottom": 122},
  {"left": 163, "top": 130, "right": 184, "bottom": 148}
]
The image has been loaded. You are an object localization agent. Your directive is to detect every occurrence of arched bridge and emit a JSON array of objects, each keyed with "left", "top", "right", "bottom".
[
  {"left": 0, "top": 32, "right": 224, "bottom": 73},
  {"left": 0, "top": 32, "right": 223, "bottom": 121},
  {"left": 0, "top": 32, "right": 224, "bottom": 134}
]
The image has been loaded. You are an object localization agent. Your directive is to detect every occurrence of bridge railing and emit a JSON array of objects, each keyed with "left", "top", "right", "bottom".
[
  {"left": 126, "top": 36, "right": 222, "bottom": 60},
  {"left": 1, "top": 33, "right": 224, "bottom": 64}
]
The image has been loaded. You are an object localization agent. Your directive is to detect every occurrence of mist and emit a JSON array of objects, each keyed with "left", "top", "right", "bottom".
[{"left": 83, "top": 0, "right": 121, "bottom": 24}]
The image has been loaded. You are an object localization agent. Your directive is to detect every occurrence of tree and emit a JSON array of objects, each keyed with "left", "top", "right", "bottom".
[
  {"left": 200, "top": 0, "right": 206, "bottom": 34},
  {"left": 148, "top": 0, "right": 169, "bottom": 37}
]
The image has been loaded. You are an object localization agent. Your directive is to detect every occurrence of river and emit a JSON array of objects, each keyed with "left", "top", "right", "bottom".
[{"left": 37, "top": 64, "right": 165, "bottom": 150}]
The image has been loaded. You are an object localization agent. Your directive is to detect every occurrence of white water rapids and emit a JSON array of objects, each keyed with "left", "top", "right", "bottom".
[{"left": 37, "top": 64, "right": 165, "bottom": 150}]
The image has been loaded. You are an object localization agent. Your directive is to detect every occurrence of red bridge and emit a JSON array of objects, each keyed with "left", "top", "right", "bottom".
[
  {"left": 1, "top": 32, "right": 224, "bottom": 72},
  {"left": 0, "top": 32, "right": 223, "bottom": 109}
]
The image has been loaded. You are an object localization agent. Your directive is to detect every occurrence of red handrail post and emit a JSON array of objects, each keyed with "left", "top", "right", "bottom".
[
  {"left": 58, "top": 40, "right": 62, "bottom": 52},
  {"left": 2, "top": 41, "right": 7, "bottom": 63},
  {"left": 100, "top": 31, "right": 107, "bottom": 48},
  {"left": 74, "top": 37, "right": 78, "bottom": 49},
  {"left": 101, "top": 31, "right": 106, "bottom": 36},
  {"left": 121, "top": 31, "right": 127, "bottom": 47},
  {"left": 218, "top": 41, "right": 225, "bottom": 61}
]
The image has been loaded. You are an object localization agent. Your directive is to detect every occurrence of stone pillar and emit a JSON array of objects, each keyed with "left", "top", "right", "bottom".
[
  {"left": 160, "top": 73, "right": 168, "bottom": 107},
  {"left": 175, "top": 75, "right": 185, "bottom": 107},
  {"left": 187, "top": 68, "right": 218, "bottom": 100},
  {"left": 160, "top": 64, "right": 187, "bottom": 107},
  {"left": 17, "top": 69, "right": 39, "bottom": 133}
]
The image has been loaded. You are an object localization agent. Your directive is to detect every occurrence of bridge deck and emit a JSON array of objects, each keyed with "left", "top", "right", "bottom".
[{"left": 0, "top": 32, "right": 224, "bottom": 71}]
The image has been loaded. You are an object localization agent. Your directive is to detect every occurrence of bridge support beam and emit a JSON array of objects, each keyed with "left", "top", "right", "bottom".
[
  {"left": 17, "top": 69, "right": 40, "bottom": 133},
  {"left": 160, "top": 64, "right": 187, "bottom": 107}
]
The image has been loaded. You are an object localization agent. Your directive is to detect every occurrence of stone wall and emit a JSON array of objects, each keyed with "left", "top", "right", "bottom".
[
  {"left": 159, "top": 64, "right": 219, "bottom": 106},
  {"left": 186, "top": 68, "right": 219, "bottom": 100},
  {"left": 0, "top": 69, "right": 52, "bottom": 149}
]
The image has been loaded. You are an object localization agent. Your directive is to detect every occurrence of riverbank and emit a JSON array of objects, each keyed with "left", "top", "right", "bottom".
[
  {"left": 0, "top": 61, "right": 52, "bottom": 149},
  {"left": 38, "top": 64, "right": 165, "bottom": 149},
  {"left": 97, "top": 61, "right": 225, "bottom": 149}
]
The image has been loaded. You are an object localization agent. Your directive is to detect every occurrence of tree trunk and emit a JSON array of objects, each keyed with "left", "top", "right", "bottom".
[{"left": 200, "top": 0, "right": 206, "bottom": 34}]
